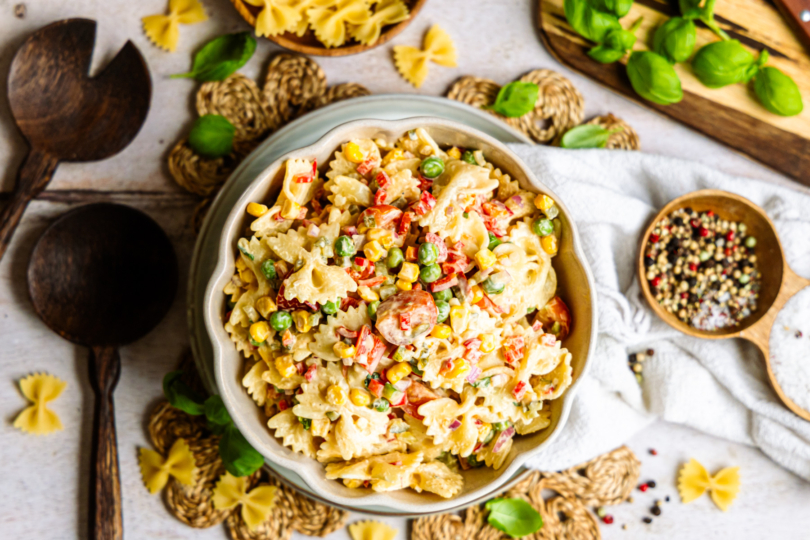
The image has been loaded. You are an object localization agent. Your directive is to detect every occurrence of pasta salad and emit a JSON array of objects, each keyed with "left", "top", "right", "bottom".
[{"left": 224, "top": 128, "right": 574, "bottom": 498}]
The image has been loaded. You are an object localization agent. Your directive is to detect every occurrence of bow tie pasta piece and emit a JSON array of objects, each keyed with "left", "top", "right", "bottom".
[
  {"left": 327, "top": 140, "right": 382, "bottom": 180},
  {"left": 418, "top": 397, "right": 482, "bottom": 457},
  {"left": 267, "top": 409, "right": 317, "bottom": 458},
  {"left": 264, "top": 227, "right": 311, "bottom": 265},
  {"left": 515, "top": 408, "right": 551, "bottom": 435},
  {"left": 139, "top": 438, "right": 197, "bottom": 494},
  {"left": 13, "top": 373, "right": 67, "bottom": 435},
  {"left": 309, "top": 305, "right": 371, "bottom": 362},
  {"left": 351, "top": 0, "right": 409, "bottom": 45},
  {"left": 419, "top": 160, "right": 499, "bottom": 235},
  {"left": 325, "top": 451, "right": 424, "bottom": 492},
  {"left": 142, "top": 0, "right": 207, "bottom": 52},
  {"left": 243, "top": 0, "right": 302, "bottom": 38},
  {"left": 678, "top": 459, "right": 740, "bottom": 511},
  {"left": 348, "top": 520, "right": 398, "bottom": 540},
  {"left": 308, "top": 0, "right": 371, "bottom": 48},
  {"left": 283, "top": 249, "right": 358, "bottom": 306},
  {"left": 383, "top": 169, "right": 421, "bottom": 203},
  {"left": 325, "top": 175, "right": 374, "bottom": 209},
  {"left": 213, "top": 472, "right": 278, "bottom": 531},
  {"left": 396, "top": 127, "right": 447, "bottom": 160},
  {"left": 394, "top": 25, "right": 457, "bottom": 88},
  {"left": 397, "top": 414, "right": 445, "bottom": 460},
  {"left": 317, "top": 431, "right": 406, "bottom": 463},
  {"left": 409, "top": 461, "right": 464, "bottom": 498},
  {"left": 243, "top": 360, "right": 271, "bottom": 406}
]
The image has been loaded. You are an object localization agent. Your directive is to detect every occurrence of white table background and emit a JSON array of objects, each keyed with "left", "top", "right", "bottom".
[{"left": 1, "top": 0, "right": 809, "bottom": 538}]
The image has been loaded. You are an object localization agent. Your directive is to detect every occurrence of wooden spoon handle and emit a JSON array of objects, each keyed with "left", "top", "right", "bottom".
[
  {"left": 0, "top": 149, "right": 58, "bottom": 261},
  {"left": 89, "top": 344, "right": 123, "bottom": 540}
]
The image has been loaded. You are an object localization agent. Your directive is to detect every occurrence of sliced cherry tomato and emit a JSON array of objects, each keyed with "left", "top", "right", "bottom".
[
  {"left": 374, "top": 189, "right": 387, "bottom": 205},
  {"left": 535, "top": 296, "right": 572, "bottom": 340},
  {"left": 357, "top": 205, "right": 403, "bottom": 231},
  {"left": 358, "top": 275, "right": 386, "bottom": 287}
]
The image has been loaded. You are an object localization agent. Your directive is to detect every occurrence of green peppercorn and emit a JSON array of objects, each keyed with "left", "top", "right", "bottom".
[
  {"left": 532, "top": 218, "right": 554, "bottom": 237},
  {"left": 386, "top": 247, "right": 404, "bottom": 269},
  {"left": 418, "top": 242, "right": 438, "bottom": 265},
  {"left": 432, "top": 289, "right": 453, "bottom": 303},
  {"left": 270, "top": 310, "right": 292, "bottom": 331},
  {"left": 260, "top": 259, "right": 277, "bottom": 280},
  {"left": 420, "top": 263, "right": 442, "bottom": 283},
  {"left": 335, "top": 235, "right": 355, "bottom": 257},
  {"left": 367, "top": 300, "right": 380, "bottom": 320},
  {"left": 420, "top": 156, "right": 445, "bottom": 178},
  {"left": 462, "top": 150, "right": 477, "bottom": 164},
  {"left": 435, "top": 301, "right": 450, "bottom": 323},
  {"left": 745, "top": 236, "right": 757, "bottom": 248},
  {"left": 322, "top": 299, "right": 339, "bottom": 315}
]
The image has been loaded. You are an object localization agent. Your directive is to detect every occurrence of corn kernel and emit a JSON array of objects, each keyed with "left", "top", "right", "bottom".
[
  {"left": 250, "top": 321, "right": 271, "bottom": 343},
  {"left": 460, "top": 194, "right": 476, "bottom": 209},
  {"left": 450, "top": 305, "right": 470, "bottom": 334},
  {"left": 256, "top": 296, "right": 277, "bottom": 319},
  {"left": 387, "top": 362, "right": 412, "bottom": 384},
  {"left": 471, "top": 285, "right": 484, "bottom": 304},
  {"left": 247, "top": 202, "right": 268, "bottom": 217},
  {"left": 281, "top": 199, "right": 302, "bottom": 219},
  {"left": 357, "top": 286, "right": 379, "bottom": 303},
  {"left": 474, "top": 248, "right": 497, "bottom": 270},
  {"left": 367, "top": 228, "right": 394, "bottom": 249},
  {"left": 274, "top": 355, "right": 296, "bottom": 378},
  {"left": 364, "top": 240, "right": 386, "bottom": 262},
  {"left": 239, "top": 268, "right": 255, "bottom": 284},
  {"left": 293, "top": 310, "right": 312, "bottom": 333},
  {"left": 344, "top": 142, "right": 364, "bottom": 163},
  {"left": 235, "top": 258, "right": 247, "bottom": 271},
  {"left": 535, "top": 194, "right": 555, "bottom": 211},
  {"left": 311, "top": 417, "right": 330, "bottom": 438},
  {"left": 398, "top": 262, "right": 420, "bottom": 282},
  {"left": 396, "top": 279, "right": 412, "bottom": 291},
  {"left": 382, "top": 148, "right": 404, "bottom": 166},
  {"left": 349, "top": 388, "right": 372, "bottom": 407},
  {"left": 333, "top": 341, "right": 356, "bottom": 358},
  {"left": 541, "top": 234, "right": 558, "bottom": 255},
  {"left": 431, "top": 324, "right": 452, "bottom": 339},
  {"left": 445, "top": 358, "right": 471, "bottom": 379},
  {"left": 326, "top": 384, "right": 347, "bottom": 406},
  {"left": 477, "top": 422, "right": 492, "bottom": 440},
  {"left": 447, "top": 147, "right": 461, "bottom": 159},
  {"left": 479, "top": 333, "right": 497, "bottom": 353},
  {"left": 344, "top": 479, "right": 364, "bottom": 488}
]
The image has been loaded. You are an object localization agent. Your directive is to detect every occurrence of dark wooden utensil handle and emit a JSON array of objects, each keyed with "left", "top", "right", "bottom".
[
  {"left": 89, "top": 344, "right": 123, "bottom": 540},
  {"left": 0, "top": 149, "right": 58, "bottom": 261},
  {"left": 773, "top": 0, "right": 810, "bottom": 54}
]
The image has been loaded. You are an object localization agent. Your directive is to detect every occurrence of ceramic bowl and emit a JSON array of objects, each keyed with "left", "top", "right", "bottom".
[{"left": 204, "top": 117, "right": 598, "bottom": 513}]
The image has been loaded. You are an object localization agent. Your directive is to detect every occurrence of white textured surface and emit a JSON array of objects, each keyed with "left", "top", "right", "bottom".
[
  {"left": 770, "top": 288, "right": 810, "bottom": 414},
  {"left": 1, "top": 0, "right": 809, "bottom": 539}
]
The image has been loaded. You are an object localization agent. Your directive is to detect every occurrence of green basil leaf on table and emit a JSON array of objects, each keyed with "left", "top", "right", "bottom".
[
  {"left": 560, "top": 124, "right": 620, "bottom": 148},
  {"left": 587, "top": 23, "right": 639, "bottom": 64},
  {"left": 653, "top": 17, "right": 696, "bottom": 64},
  {"left": 204, "top": 395, "right": 233, "bottom": 434},
  {"left": 162, "top": 371, "right": 205, "bottom": 416},
  {"left": 219, "top": 423, "right": 264, "bottom": 477},
  {"left": 485, "top": 82, "right": 540, "bottom": 118},
  {"left": 626, "top": 51, "right": 683, "bottom": 105},
  {"left": 754, "top": 66, "right": 804, "bottom": 117},
  {"left": 564, "top": 0, "right": 621, "bottom": 43},
  {"left": 188, "top": 114, "right": 235, "bottom": 158},
  {"left": 172, "top": 32, "right": 257, "bottom": 81},
  {"left": 590, "top": 0, "right": 633, "bottom": 17},
  {"left": 485, "top": 498, "right": 544, "bottom": 538},
  {"left": 691, "top": 40, "right": 757, "bottom": 88}
]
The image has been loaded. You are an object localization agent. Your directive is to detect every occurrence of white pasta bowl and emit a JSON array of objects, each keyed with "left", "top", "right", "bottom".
[{"left": 204, "top": 117, "right": 597, "bottom": 514}]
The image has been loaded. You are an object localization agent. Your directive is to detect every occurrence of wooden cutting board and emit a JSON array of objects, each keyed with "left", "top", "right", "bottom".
[{"left": 537, "top": 0, "right": 810, "bottom": 186}]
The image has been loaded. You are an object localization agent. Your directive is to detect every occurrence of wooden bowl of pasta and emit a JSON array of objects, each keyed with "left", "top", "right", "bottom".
[
  {"left": 204, "top": 117, "right": 598, "bottom": 513},
  {"left": 229, "top": 0, "right": 428, "bottom": 56}
]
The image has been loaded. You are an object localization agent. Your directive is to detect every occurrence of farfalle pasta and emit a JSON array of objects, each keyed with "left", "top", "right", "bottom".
[
  {"left": 142, "top": 0, "right": 207, "bottom": 52},
  {"left": 394, "top": 25, "right": 457, "bottom": 88},
  {"left": 224, "top": 128, "right": 574, "bottom": 498}
]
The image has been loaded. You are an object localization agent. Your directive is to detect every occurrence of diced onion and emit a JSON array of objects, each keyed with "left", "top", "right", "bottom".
[
  {"left": 393, "top": 379, "right": 412, "bottom": 392},
  {"left": 492, "top": 427, "right": 515, "bottom": 453},
  {"left": 448, "top": 419, "right": 462, "bottom": 431}
]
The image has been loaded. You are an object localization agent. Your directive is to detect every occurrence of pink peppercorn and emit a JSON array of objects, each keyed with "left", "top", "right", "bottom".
[
  {"left": 639, "top": 483, "right": 649, "bottom": 492},
  {"left": 651, "top": 276, "right": 662, "bottom": 288},
  {"left": 726, "top": 231, "right": 734, "bottom": 241},
  {"left": 650, "top": 234, "right": 660, "bottom": 243},
  {"left": 699, "top": 227, "right": 709, "bottom": 237},
  {"left": 603, "top": 515, "right": 614, "bottom": 524}
]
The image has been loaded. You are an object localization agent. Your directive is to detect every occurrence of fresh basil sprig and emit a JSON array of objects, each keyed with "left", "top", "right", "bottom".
[
  {"left": 163, "top": 371, "right": 206, "bottom": 416},
  {"left": 588, "top": 18, "right": 642, "bottom": 64},
  {"left": 188, "top": 114, "right": 235, "bottom": 158},
  {"left": 564, "top": 0, "right": 622, "bottom": 43},
  {"left": 754, "top": 66, "right": 803, "bottom": 117},
  {"left": 486, "top": 82, "right": 540, "bottom": 118},
  {"left": 485, "top": 498, "right": 544, "bottom": 538},
  {"left": 560, "top": 124, "right": 621, "bottom": 148},
  {"left": 591, "top": 0, "right": 633, "bottom": 17},
  {"left": 172, "top": 32, "right": 257, "bottom": 81},
  {"left": 679, "top": 0, "right": 728, "bottom": 41},
  {"left": 626, "top": 51, "right": 683, "bottom": 105},
  {"left": 653, "top": 17, "right": 696, "bottom": 64},
  {"left": 219, "top": 424, "right": 265, "bottom": 477},
  {"left": 691, "top": 40, "right": 764, "bottom": 88}
]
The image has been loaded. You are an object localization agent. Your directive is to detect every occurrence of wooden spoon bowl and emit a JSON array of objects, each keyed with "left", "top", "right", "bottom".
[
  {"left": 638, "top": 190, "right": 810, "bottom": 421},
  {"left": 229, "top": 0, "right": 427, "bottom": 56}
]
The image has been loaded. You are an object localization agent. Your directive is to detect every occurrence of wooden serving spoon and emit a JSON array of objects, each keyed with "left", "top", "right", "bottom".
[
  {"left": 27, "top": 203, "right": 178, "bottom": 540},
  {"left": 1, "top": 18, "right": 150, "bottom": 262},
  {"left": 638, "top": 190, "right": 810, "bottom": 421}
]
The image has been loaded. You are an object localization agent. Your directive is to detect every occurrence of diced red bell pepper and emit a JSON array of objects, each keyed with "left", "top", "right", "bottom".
[
  {"left": 355, "top": 325, "right": 373, "bottom": 358},
  {"left": 388, "top": 391, "right": 407, "bottom": 407},
  {"left": 304, "top": 364, "right": 317, "bottom": 382},
  {"left": 426, "top": 232, "right": 448, "bottom": 262},
  {"left": 356, "top": 158, "right": 377, "bottom": 176},
  {"left": 482, "top": 200, "right": 513, "bottom": 218},
  {"left": 413, "top": 282, "right": 422, "bottom": 291},
  {"left": 512, "top": 381, "right": 528, "bottom": 401},
  {"left": 340, "top": 297, "right": 361, "bottom": 311},
  {"left": 463, "top": 338, "right": 482, "bottom": 352},
  {"left": 475, "top": 291, "right": 504, "bottom": 315},
  {"left": 358, "top": 275, "right": 386, "bottom": 287},
  {"left": 413, "top": 191, "right": 437, "bottom": 216},
  {"left": 503, "top": 336, "right": 525, "bottom": 365},
  {"left": 368, "top": 378, "right": 385, "bottom": 398},
  {"left": 439, "top": 358, "right": 459, "bottom": 377},
  {"left": 441, "top": 252, "right": 468, "bottom": 275},
  {"left": 398, "top": 212, "right": 413, "bottom": 236},
  {"left": 541, "top": 333, "right": 557, "bottom": 347},
  {"left": 532, "top": 319, "right": 543, "bottom": 332},
  {"left": 297, "top": 207, "right": 308, "bottom": 220},
  {"left": 357, "top": 205, "right": 403, "bottom": 231},
  {"left": 375, "top": 170, "right": 390, "bottom": 189},
  {"left": 278, "top": 399, "right": 289, "bottom": 411},
  {"left": 374, "top": 189, "right": 387, "bottom": 205},
  {"left": 295, "top": 362, "right": 305, "bottom": 375},
  {"left": 281, "top": 329, "right": 296, "bottom": 349},
  {"left": 400, "top": 312, "right": 412, "bottom": 331},
  {"left": 418, "top": 175, "right": 433, "bottom": 191},
  {"left": 365, "top": 335, "right": 387, "bottom": 373},
  {"left": 429, "top": 273, "right": 458, "bottom": 292}
]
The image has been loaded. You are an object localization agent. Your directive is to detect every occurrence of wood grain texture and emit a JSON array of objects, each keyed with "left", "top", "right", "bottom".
[
  {"left": 773, "top": 0, "right": 810, "bottom": 55},
  {"left": 537, "top": 0, "right": 810, "bottom": 186}
]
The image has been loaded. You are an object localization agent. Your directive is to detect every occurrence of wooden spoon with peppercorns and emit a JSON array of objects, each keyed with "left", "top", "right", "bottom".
[{"left": 638, "top": 189, "right": 810, "bottom": 421}]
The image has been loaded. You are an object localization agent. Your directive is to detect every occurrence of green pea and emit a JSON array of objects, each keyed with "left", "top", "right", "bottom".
[
  {"left": 432, "top": 289, "right": 453, "bottom": 303},
  {"left": 488, "top": 232, "right": 502, "bottom": 251},
  {"left": 435, "top": 301, "right": 450, "bottom": 323},
  {"left": 386, "top": 247, "right": 404, "bottom": 269},
  {"left": 322, "top": 299, "right": 339, "bottom": 315},
  {"left": 372, "top": 398, "right": 390, "bottom": 412},
  {"left": 532, "top": 218, "right": 554, "bottom": 237},
  {"left": 481, "top": 277, "right": 505, "bottom": 295},
  {"left": 418, "top": 242, "right": 438, "bottom": 265},
  {"left": 745, "top": 236, "right": 757, "bottom": 248},
  {"left": 367, "top": 300, "right": 380, "bottom": 321},
  {"left": 335, "top": 235, "right": 355, "bottom": 257},
  {"left": 260, "top": 259, "right": 277, "bottom": 280},
  {"left": 420, "top": 156, "right": 445, "bottom": 178},
  {"left": 462, "top": 150, "right": 477, "bottom": 164},
  {"left": 270, "top": 310, "right": 292, "bottom": 331},
  {"left": 420, "top": 264, "right": 442, "bottom": 283}
]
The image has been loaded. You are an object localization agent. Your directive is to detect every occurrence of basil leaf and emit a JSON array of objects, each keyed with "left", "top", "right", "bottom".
[
  {"left": 485, "top": 498, "right": 544, "bottom": 538},
  {"left": 626, "top": 51, "right": 683, "bottom": 105},
  {"left": 754, "top": 66, "right": 803, "bottom": 117},
  {"left": 587, "top": 21, "right": 639, "bottom": 64},
  {"left": 172, "top": 32, "right": 257, "bottom": 81},
  {"left": 162, "top": 371, "right": 205, "bottom": 416},
  {"left": 692, "top": 40, "right": 756, "bottom": 88},
  {"left": 564, "top": 0, "right": 622, "bottom": 43},
  {"left": 653, "top": 17, "right": 696, "bottom": 64},
  {"left": 188, "top": 114, "right": 235, "bottom": 158},
  {"left": 219, "top": 424, "right": 264, "bottom": 477},
  {"left": 590, "top": 0, "right": 633, "bottom": 17},
  {"left": 486, "top": 82, "right": 539, "bottom": 118},
  {"left": 204, "top": 395, "right": 232, "bottom": 435},
  {"left": 560, "top": 124, "right": 618, "bottom": 148}
]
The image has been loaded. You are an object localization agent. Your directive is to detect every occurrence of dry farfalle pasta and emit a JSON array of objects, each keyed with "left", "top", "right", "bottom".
[
  {"left": 13, "top": 373, "right": 66, "bottom": 435},
  {"left": 678, "top": 458, "right": 740, "bottom": 511},
  {"left": 212, "top": 472, "right": 278, "bottom": 531},
  {"left": 142, "top": 0, "right": 208, "bottom": 52},
  {"left": 348, "top": 520, "right": 398, "bottom": 540},
  {"left": 393, "top": 25, "right": 457, "bottom": 88},
  {"left": 139, "top": 438, "right": 198, "bottom": 494},
  {"left": 351, "top": 0, "right": 410, "bottom": 45}
]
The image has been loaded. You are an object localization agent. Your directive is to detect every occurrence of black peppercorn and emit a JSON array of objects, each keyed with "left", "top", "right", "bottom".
[
  {"left": 643, "top": 517, "right": 653, "bottom": 524},
  {"left": 644, "top": 256, "right": 655, "bottom": 267},
  {"left": 647, "top": 480, "right": 656, "bottom": 488},
  {"left": 673, "top": 216, "right": 684, "bottom": 226},
  {"left": 651, "top": 506, "right": 661, "bottom": 516}
]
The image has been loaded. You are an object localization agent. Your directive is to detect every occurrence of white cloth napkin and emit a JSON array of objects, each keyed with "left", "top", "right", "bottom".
[{"left": 505, "top": 144, "right": 810, "bottom": 481}]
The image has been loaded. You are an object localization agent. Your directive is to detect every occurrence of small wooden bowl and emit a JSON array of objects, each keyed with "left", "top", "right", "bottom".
[
  {"left": 229, "top": 0, "right": 427, "bottom": 57},
  {"left": 638, "top": 190, "right": 810, "bottom": 421}
]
